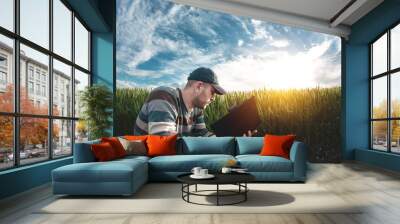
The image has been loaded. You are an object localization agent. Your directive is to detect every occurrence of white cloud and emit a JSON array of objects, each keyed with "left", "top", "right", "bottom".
[
  {"left": 251, "top": 19, "right": 272, "bottom": 41},
  {"left": 270, "top": 40, "right": 289, "bottom": 48},
  {"left": 116, "top": 0, "right": 341, "bottom": 90},
  {"left": 212, "top": 40, "right": 340, "bottom": 91},
  {"left": 117, "top": 0, "right": 228, "bottom": 82}
]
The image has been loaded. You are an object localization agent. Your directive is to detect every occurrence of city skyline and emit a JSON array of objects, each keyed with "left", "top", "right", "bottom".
[{"left": 117, "top": 0, "right": 341, "bottom": 91}]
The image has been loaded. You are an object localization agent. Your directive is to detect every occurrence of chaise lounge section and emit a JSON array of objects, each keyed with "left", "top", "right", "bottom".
[{"left": 52, "top": 137, "right": 307, "bottom": 196}]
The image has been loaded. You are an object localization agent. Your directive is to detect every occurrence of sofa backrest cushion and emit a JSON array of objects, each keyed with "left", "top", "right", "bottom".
[
  {"left": 147, "top": 134, "right": 178, "bottom": 156},
  {"left": 180, "top": 137, "right": 235, "bottom": 155},
  {"left": 73, "top": 139, "right": 100, "bottom": 163},
  {"left": 235, "top": 137, "right": 263, "bottom": 155}
]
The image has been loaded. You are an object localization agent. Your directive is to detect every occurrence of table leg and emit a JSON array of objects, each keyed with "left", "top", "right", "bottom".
[
  {"left": 217, "top": 184, "right": 219, "bottom": 206},
  {"left": 195, "top": 184, "right": 197, "bottom": 192},
  {"left": 245, "top": 183, "right": 247, "bottom": 201}
]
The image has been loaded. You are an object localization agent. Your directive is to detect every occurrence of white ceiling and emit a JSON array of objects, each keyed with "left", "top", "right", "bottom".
[{"left": 173, "top": 0, "right": 384, "bottom": 38}]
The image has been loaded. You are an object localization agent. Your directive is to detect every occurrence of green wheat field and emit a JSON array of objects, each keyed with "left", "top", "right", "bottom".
[{"left": 115, "top": 87, "right": 341, "bottom": 162}]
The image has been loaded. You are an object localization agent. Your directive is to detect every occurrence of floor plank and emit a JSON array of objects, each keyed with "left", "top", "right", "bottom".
[{"left": 1, "top": 162, "right": 400, "bottom": 224}]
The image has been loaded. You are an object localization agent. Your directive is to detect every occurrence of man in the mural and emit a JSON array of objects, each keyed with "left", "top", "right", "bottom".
[{"left": 133, "top": 67, "right": 256, "bottom": 137}]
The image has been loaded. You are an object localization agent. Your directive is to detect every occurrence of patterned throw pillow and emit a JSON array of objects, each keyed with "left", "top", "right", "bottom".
[{"left": 118, "top": 137, "right": 147, "bottom": 156}]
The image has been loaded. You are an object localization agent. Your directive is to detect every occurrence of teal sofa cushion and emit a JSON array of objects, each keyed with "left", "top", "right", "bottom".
[
  {"left": 52, "top": 158, "right": 148, "bottom": 195},
  {"left": 236, "top": 155, "right": 293, "bottom": 172},
  {"left": 148, "top": 154, "right": 235, "bottom": 172},
  {"left": 53, "top": 159, "right": 147, "bottom": 182},
  {"left": 180, "top": 137, "right": 235, "bottom": 155},
  {"left": 73, "top": 140, "right": 100, "bottom": 163},
  {"left": 236, "top": 137, "right": 263, "bottom": 155}
]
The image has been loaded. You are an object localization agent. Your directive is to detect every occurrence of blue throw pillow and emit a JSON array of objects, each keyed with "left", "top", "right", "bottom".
[
  {"left": 235, "top": 137, "right": 263, "bottom": 155},
  {"left": 181, "top": 137, "right": 235, "bottom": 155}
]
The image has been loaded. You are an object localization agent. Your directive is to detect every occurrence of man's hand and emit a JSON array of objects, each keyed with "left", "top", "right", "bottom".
[{"left": 243, "top": 129, "right": 258, "bottom": 137}]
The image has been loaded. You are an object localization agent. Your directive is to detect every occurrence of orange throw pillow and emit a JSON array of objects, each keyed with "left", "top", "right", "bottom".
[
  {"left": 146, "top": 134, "right": 177, "bottom": 157},
  {"left": 124, "top": 135, "right": 148, "bottom": 141},
  {"left": 101, "top": 137, "right": 126, "bottom": 158},
  {"left": 260, "top": 134, "right": 296, "bottom": 159},
  {"left": 91, "top": 142, "right": 117, "bottom": 161}
]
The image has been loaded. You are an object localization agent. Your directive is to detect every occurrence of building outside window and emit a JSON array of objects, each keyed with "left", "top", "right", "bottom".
[
  {"left": 370, "top": 23, "right": 400, "bottom": 154},
  {"left": 0, "top": 0, "right": 91, "bottom": 170}
]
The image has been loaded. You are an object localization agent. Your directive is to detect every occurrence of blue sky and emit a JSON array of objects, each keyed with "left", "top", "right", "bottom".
[{"left": 116, "top": 0, "right": 341, "bottom": 91}]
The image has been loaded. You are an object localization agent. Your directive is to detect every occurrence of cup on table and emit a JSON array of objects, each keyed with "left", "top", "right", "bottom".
[
  {"left": 199, "top": 168, "right": 208, "bottom": 176},
  {"left": 221, "top": 167, "right": 232, "bottom": 174},
  {"left": 191, "top": 167, "right": 202, "bottom": 176}
]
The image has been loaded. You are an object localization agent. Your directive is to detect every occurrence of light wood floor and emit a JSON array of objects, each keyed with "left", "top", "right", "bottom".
[{"left": 1, "top": 162, "right": 400, "bottom": 224}]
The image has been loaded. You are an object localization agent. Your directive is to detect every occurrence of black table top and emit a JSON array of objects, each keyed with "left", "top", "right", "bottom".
[{"left": 177, "top": 172, "right": 255, "bottom": 185}]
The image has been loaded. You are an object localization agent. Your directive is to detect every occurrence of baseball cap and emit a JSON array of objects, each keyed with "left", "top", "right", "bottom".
[{"left": 187, "top": 67, "right": 226, "bottom": 95}]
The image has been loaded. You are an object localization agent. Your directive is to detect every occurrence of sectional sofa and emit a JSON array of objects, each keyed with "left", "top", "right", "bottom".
[{"left": 52, "top": 137, "right": 307, "bottom": 196}]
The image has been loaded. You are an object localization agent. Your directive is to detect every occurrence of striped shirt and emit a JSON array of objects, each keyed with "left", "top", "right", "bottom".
[{"left": 134, "top": 86, "right": 213, "bottom": 136}]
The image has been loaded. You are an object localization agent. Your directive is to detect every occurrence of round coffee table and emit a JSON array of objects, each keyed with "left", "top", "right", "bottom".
[{"left": 177, "top": 173, "right": 255, "bottom": 206}]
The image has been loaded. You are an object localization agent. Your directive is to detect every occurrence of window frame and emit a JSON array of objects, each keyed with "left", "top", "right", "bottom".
[
  {"left": 0, "top": 0, "right": 92, "bottom": 171},
  {"left": 370, "top": 20, "right": 400, "bottom": 154}
]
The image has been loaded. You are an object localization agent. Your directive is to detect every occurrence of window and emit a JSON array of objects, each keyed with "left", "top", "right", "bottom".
[
  {"left": 0, "top": 34, "right": 13, "bottom": 113},
  {"left": 0, "top": 55, "right": 7, "bottom": 67},
  {"left": 29, "top": 67, "right": 34, "bottom": 80},
  {"left": 0, "top": 54, "right": 7, "bottom": 86},
  {"left": 42, "top": 85, "right": 46, "bottom": 97},
  {"left": 0, "top": 0, "right": 14, "bottom": 32},
  {"left": 0, "top": 71, "right": 6, "bottom": 85},
  {"left": 28, "top": 81, "right": 34, "bottom": 94},
  {"left": 75, "top": 18, "right": 89, "bottom": 70},
  {"left": 20, "top": 0, "right": 49, "bottom": 49},
  {"left": 0, "top": 0, "right": 91, "bottom": 170},
  {"left": 41, "top": 73, "right": 46, "bottom": 83},
  {"left": 36, "top": 83, "right": 40, "bottom": 95},
  {"left": 370, "top": 23, "right": 400, "bottom": 154},
  {"left": 35, "top": 70, "right": 41, "bottom": 81}
]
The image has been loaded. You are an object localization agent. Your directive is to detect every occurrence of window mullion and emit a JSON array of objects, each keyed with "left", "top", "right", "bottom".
[
  {"left": 71, "top": 10, "right": 76, "bottom": 154},
  {"left": 388, "top": 30, "right": 391, "bottom": 152},
  {"left": 48, "top": 0, "right": 54, "bottom": 160},
  {"left": 13, "top": 0, "right": 20, "bottom": 167}
]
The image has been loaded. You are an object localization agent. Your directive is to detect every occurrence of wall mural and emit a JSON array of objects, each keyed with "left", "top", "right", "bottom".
[{"left": 116, "top": 0, "right": 342, "bottom": 162}]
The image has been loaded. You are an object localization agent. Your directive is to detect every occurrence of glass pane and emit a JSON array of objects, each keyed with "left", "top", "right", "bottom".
[
  {"left": 20, "top": 44, "right": 49, "bottom": 115},
  {"left": 20, "top": 117, "right": 49, "bottom": 165},
  {"left": 53, "top": 119, "right": 72, "bottom": 157},
  {"left": 74, "top": 69, "right": 89, "bottom": 118},
  {"left": 372, "top": 33, "right": 387, "bottom": 76},
  {"left": 392, "top": 24, "right": 400, "bottom": 70},
  {"left": 372, "top": 121, "right": 388, "bottom": 151},
  {"left": 74, "top": 17, "right": 89, "bottom": 70},
  {"left": 53, "top": 0, "right": 72, "bottom": 60},
  {"left": 0, "top": 0, "right": 14, "bottom": 31},
  {"left": 75, "top": 120, "right": 88, "bottom": 143},
  {"left": 372, "top": 77, "right": 387, "bottom": 119},
  {"left": 391, "top": 72, "right": 400, "bottom": 118},
  {"left": 20, "top": 0, "right": 49, "bottom": 49},
  {"left": 391, "top": 120, "right": 400, "bottom": 153},
  {"left": 0, "top": 116, "right": 13, "bottom": 170},
  {"left": 0, "top": 34, "right": 14, "bottom": 112},
  {"left": 53, "top": 59, "right": 72, "bottom": 117}
]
